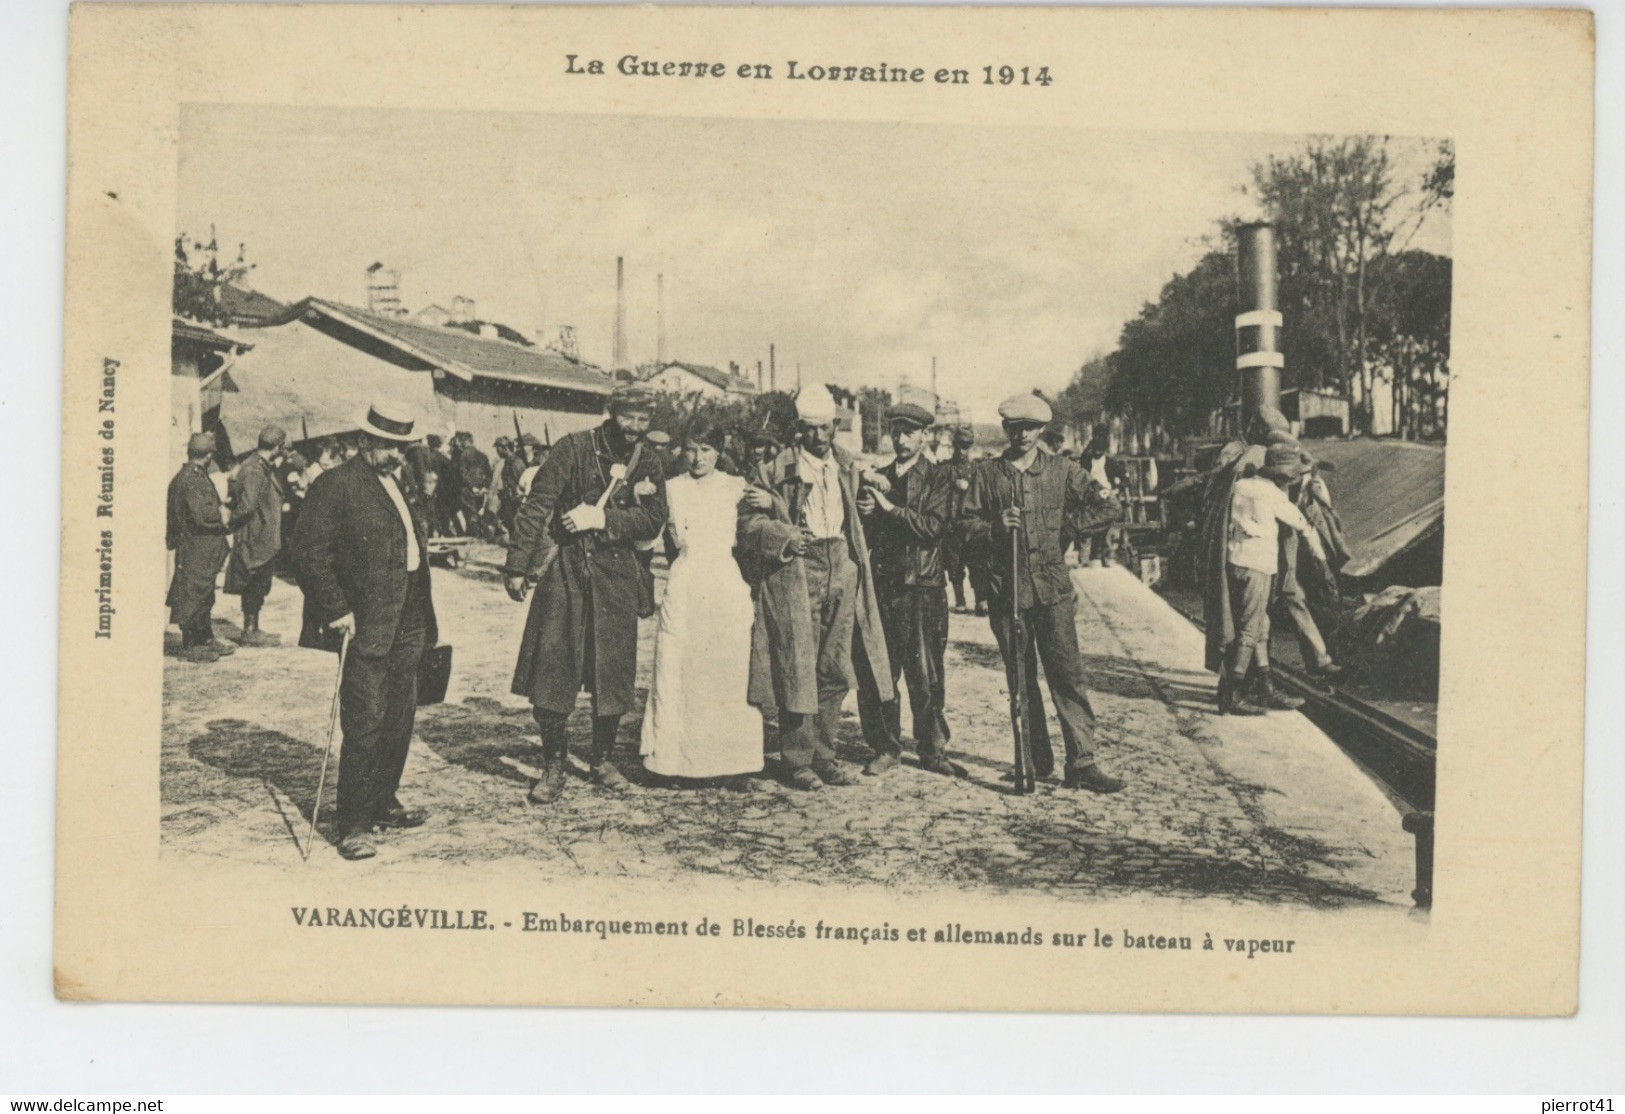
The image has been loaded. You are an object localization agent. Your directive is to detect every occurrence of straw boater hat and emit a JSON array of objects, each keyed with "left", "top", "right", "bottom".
[{"left": 359, "top": 402, "right": 418, "bottom": 443}]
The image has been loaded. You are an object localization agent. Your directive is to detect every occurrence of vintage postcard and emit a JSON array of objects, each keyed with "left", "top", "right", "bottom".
[{"left": 57, "top": 5, "right": 1592, "bottom": 1011}]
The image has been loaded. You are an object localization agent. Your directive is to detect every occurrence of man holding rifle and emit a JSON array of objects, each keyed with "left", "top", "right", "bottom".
[
  {"left": 961, "top": 393, "right": 1126, "bottom": 794},
  {"left": 504, "top": 384, "right": 668, "bottom": 803}
]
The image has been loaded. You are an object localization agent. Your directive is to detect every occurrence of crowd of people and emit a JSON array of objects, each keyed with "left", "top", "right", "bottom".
[{"left": 165, "top": 380, "right": 1338, "bottom": 862}]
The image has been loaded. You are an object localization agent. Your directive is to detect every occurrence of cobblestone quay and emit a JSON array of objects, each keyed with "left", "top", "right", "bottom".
[{"left": 163, "top": 550, "right": 1413, "bottom": 907}]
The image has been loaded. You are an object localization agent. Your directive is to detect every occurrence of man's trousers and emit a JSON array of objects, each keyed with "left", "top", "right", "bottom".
[
  {"left": 336, "top": 572, "right": 429, "bottom": 835},
  {"left": 780, "top": 538, "right": 858, "bottom": 773},
  {"left": 856, "top": 585, "right": 950, "bottom": 760},
  {"left": 988, "top": 596, "right": 1099, "bottom": 776}
]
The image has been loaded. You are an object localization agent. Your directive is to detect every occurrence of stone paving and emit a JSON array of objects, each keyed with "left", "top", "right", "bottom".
[{"left": 161, "top": 550, "right": 1413, "bottom": 906}]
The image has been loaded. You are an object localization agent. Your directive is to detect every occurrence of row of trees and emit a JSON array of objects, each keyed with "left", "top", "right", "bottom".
[{"left": 1067, "top": 137, "right": 1453, "bottom": 442}]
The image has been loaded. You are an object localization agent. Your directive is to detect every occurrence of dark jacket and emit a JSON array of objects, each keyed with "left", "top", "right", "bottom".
[
  {"left": 227, "top": 452, "right": 284, "bottom": 570},
  {"left": 166, "top": 461, "right": 230, "bottom": 558},
  {"left": 166, "top": 461, "right": 231, "bottom": 624},
  {"left": 861, "top": 454, "right": 949, "bottom": 591},
  {"left": 962, "top": 451, "right": 1121, "bottom": 610},
  {"left": 504, "top": 422, "right": 668, "bottom": 715},
  {"left": 290, "top": 456, "right": 438, "bottom": 658}
]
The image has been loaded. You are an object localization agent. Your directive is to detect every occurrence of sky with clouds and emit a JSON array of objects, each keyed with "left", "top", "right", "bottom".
[{"left": 180, "top": 106, "right": 1449, "bottom": 423}]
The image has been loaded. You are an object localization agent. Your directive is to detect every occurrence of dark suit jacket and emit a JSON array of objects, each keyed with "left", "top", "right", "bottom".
[{"left": 291, "top": 456, "right": 438, "bottom": 658}]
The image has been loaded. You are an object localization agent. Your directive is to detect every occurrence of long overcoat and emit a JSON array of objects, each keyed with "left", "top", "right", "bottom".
[
  {"left": 738, "top": 445, "right": 893, "bottom": 716},
  {"left": 165, "top": 461, "right": 231, "bottom": 627},
  {"left": 504, "top": 422, "right": 668, "bottom": 716},
  {"left": 224, "top": 452, "right": 284, "bottom": 591},
  {"left": 291, "top": 455, "right": 439, "bottom": 658},
  {"left": 1199, "top": 441, "right": 1263, "bottom": 673}
]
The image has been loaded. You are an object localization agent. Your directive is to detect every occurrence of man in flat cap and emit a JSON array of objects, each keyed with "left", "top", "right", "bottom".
[
  {"left": 854, "top": 403, "right": 960, "bottom": 777},
  {"left": 1211, "top": 441, "right": 1328, "bottom": 715},
  {"left": 291, "top": 402, "right": 439, "bottom": 860},
  {"left": 224, "top": 424, "right": 288, "bottom": 646},
  {"left": 738, "top": 384, "right": 892, "bottom": 791},
  {"left": 495, "top": 435, "right": 525, "bottom": 539},
  {"left": 940, "top": 425, "right": 983, "bottom": 615},
  {"left": 166, "top": 431, "right": 236, "bottom": 663},
  {"left": 504, "top": 383, "right": 668, "bottom": 802},
  {"left": 961, "top": 392, "right": 1126, "bottom": 793}
]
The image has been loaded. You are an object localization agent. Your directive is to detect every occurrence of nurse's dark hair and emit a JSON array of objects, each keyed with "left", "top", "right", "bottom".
[{"left": 681, "top": 416, "right": 729, "bottom": 452}]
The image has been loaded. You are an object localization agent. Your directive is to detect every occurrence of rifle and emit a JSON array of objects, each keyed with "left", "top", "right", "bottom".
[{"left": 1008, "top": 477, "right": 1036, "bottom": 794}]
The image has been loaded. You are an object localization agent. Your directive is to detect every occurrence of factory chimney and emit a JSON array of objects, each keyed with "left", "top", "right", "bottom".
[
  {"left": 1236, "top": 223, "right": 1286, "bottom": 436},
  {"left": 656, "top": 272, "right": 667, "bottom": 367},
  {"left": 612, "top": 257, "right": 628, "bottom": 371}
]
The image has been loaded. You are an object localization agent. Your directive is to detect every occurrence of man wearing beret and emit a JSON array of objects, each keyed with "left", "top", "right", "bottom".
[
  {"left": 504, "top": 384, "right": 669, "bottom": 802},
  {"left": 854, "top": 403, "right": 960, "bottom": 778},
  {"left": 291, "top": 402, "right": 439, "bottom": 860},
  {"left": 166, "top": 431, "right": 236, "bottom": 663},
  {"left": 961, "top": 392, "right": 1126, "bottom": 793},
  {"left": 738, "top": 384, "right": 893, "bottom": 791}
]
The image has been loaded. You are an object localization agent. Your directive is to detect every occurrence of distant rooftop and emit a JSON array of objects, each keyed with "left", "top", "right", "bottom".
[{"left": 267, "top": 297, "right": 612, "bottom": 397}]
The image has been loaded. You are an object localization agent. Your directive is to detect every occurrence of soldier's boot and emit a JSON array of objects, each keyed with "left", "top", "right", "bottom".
[
  {"left": 236, "top": 612, "right": 281, "bottom": 648},
  {"left": 1218, "top": 671, "right": 1266, "bottom": 716},
  {"left": 589, "top": 715, "right": 631, "bottom": 793},
  {"left": 527, "top": 717, "right": 570, "bottom": 805},
  {"left": 1252, "top": 667, "right": 1305, "bottom": 712}
]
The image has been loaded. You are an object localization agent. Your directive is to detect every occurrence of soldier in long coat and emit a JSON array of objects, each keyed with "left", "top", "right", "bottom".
[
  {"left": 737, "top": 385, "right": 892, "bottom": 791},
  {"left": 166, "top": 432, "right": 234, "bottom": 663},
  {"left": 504, "top": 386, "right": 668, "bottom": 801},
  {"left": 224, "top": 425, "right": 287, "bottom": 646}
]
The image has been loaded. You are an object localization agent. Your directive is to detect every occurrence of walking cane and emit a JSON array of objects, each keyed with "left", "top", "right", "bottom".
[{"left": 303, "top": 627, "right": 351, "bottom": 862}]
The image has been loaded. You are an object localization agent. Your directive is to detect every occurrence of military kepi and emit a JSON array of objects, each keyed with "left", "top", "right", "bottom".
[
  {"left": 608, "top": 383, "right": 657, "bottom": 413},
  {"left": 886, "top": 402, "right": 934, "bottom": 431},
  {"left": 998, "top": 393, "right": 1053, "bottom": 425}
]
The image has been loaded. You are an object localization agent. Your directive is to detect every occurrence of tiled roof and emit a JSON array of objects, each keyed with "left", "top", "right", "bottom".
[
  {"left": 654, "top": 361, "right": 756, "bottom": 393},
  {"left": 215, "top": 284, "right": 288, "bottom": 325},
  {"left": 1303, "top": 438, "right": 1445, "bottom": 579},
  {"left": 275, "top": 297, "right": 612, "bottom": 397},
  {"left": 173, "top": 317, "right": 248, "bottom": 352}
]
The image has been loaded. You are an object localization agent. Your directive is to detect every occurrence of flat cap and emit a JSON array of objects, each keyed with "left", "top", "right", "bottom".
[
  {"left": 998, "top": 393, "right": 1052, "bottom": 425},
  {"left": 886, "top": 403, "right": 934, "bottom": 431},
  {"left": 257, "top": 425, "right": 287, "bottom": 450},
  {"left": 186, "top": 431, "right": 217, "bottom": 456}
]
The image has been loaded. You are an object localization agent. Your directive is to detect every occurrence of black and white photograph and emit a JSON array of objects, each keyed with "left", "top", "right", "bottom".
[
  {"left": 160, "top": 106, "right": 1451, "bottom": 912},
  {"left": 50, "top": 4, "right": 1594, "bottom": 1017}
]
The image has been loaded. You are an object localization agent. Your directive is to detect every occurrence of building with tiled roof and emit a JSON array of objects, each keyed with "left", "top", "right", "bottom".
[
  {"left": 644, "top": 360, "right": 759, "bottom": 399},
  {"left": 208, "top": 297, "right": 614, "bottom": 459}
]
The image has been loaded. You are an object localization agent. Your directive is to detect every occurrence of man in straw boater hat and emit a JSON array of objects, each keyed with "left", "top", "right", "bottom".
[
  {"left": 737, "top": 383, "right": 893, "bottom": 791},
  {"left": 503, "top": 382, "right": 668, "bottom": 803},
  {"left": 165, "top": 431, "right": 236, "bottom": 663},
  {"left": 853, "top": 402, "right": 961, "bottom": 778},
  {"left": 290, "top": 401, "right": 439, "bottom": 860},
  {"left": 960, "top": 392, "right": 1126, "bottom": 793},
  {"left": 1208, "top": 439, "right": 1328, "bottom": 716}
]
